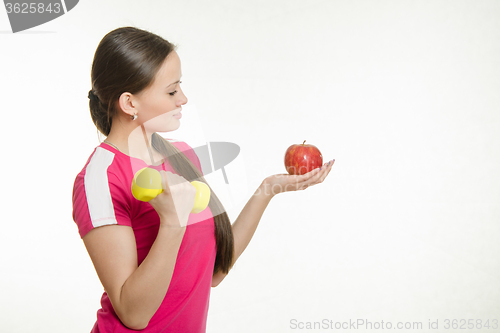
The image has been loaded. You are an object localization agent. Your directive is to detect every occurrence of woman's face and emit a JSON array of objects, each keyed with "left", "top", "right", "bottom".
[{"left": 134, "top": 51, "right": 188, "bottom": 133}]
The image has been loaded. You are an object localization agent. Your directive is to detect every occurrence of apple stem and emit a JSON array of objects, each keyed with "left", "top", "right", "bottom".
[{"left": 302, "top": 140, "right": 306, "bottom": 145}]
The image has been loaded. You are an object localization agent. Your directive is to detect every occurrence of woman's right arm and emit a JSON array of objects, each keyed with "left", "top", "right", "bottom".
[
  {"left": 83, "top": 222, "right": 184, "bottom": 330},
  {"left": 83, "top": 171, "right": 195, "bottom": 330}
]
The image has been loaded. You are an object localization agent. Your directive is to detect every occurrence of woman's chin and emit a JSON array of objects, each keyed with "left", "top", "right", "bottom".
[
  {"left": 141, "top": 113, "right": 181, "bottom": 134},
  {"left": 151, "top": 122, "right": 180, "bottom": 134}
]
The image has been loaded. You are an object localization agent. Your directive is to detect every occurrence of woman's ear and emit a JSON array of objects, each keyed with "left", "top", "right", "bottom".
[{"left": 117, "top": 92, "right": 137, "bottom": 118}]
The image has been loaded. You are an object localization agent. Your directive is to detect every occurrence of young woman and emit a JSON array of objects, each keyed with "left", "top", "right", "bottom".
[{"left": 72, "top": 26, "right": 334, "bottom": 333}]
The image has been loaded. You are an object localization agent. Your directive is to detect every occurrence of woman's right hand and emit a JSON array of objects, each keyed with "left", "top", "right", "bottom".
[{"left": 148, "top": 170, "right": 196, "bottom": 227}]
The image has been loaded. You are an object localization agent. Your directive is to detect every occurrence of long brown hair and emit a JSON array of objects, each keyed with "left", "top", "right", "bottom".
[{"left": 88, "top": 26, "right": 234, "bottom": 274}]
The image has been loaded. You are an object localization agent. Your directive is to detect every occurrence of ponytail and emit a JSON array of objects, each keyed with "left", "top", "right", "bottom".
[{"left": 88, "top": 90, "right": 114, "bottom": 136}]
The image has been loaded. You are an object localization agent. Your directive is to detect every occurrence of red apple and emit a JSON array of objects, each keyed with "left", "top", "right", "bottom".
[{"left": 284, "top": 140, "right": 323, "bottom": 175}]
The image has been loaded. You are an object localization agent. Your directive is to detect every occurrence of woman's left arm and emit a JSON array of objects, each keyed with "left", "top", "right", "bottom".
[{"left": 212, "top": 159, "right": 335, "bottom": 287}]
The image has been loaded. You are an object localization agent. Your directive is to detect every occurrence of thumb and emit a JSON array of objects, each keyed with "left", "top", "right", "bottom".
[{"left": 159, "top": 170, "right": 171, "bottom": 194}]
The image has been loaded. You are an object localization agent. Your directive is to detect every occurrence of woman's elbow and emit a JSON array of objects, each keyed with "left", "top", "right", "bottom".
[
  {"left": 117, "top": 310, "right": 150, "bottom": 331},
  {"left": 121, "top": 317, "right": 149, "bottom": 331}
]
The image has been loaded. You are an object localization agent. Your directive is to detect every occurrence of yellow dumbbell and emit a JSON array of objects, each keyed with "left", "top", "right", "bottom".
[{"left": 131, "top": 167, "right": 210, "bottom": 214}]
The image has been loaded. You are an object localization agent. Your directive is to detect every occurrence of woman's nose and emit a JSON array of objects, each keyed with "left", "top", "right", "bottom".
[{"left": 177, "top": 89, "right": 188, "bottom": 107}]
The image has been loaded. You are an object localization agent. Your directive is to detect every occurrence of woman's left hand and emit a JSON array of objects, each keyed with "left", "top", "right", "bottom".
[{"left": 261, "top": 159, "right": 335, "bottom": 197}]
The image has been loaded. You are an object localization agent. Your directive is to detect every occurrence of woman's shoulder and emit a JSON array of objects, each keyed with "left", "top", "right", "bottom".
[
  {"left": 164, "top": 138, "right": 195, "bottom": 151},
  {"left": 74, "top": 143, "right": 132, "bottom": 188},
  {"left": 164, "top": 138, "right": 202, "bottom": 172}
]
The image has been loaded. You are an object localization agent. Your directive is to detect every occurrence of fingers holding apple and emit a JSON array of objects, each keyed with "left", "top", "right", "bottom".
[
  {"left": 262, "top": 158, "right": 334, "bottom": 196},
  {"left": 298, "top": 158, "right": 335, "bottom": 189},
  {"left": 287, "top": 159, "right": 334, "bottom": 191}
]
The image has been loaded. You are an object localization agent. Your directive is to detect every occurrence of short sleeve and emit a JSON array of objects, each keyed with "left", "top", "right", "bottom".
[{"left": 72, "top": 147, "right": 132, "bottom": 239}]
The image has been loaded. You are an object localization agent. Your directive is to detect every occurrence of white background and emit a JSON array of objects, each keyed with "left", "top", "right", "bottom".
[{"left": 1, "top": 1, "right": 499, "bottom": 332}]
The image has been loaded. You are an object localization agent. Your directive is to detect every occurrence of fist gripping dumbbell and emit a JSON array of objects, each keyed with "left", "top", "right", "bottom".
[{"left": 131, "top": 167, "right": 210, "bottom": 214}]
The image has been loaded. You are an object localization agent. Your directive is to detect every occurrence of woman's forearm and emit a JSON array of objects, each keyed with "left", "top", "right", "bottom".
[
  {"left": 118, "top": 222, "right": 186, "bottom": 329},
  {"left": 212, "top": 181, "right": 274, "bottom": 286},
  {"left": 232, "top": 181, "right": 274, "bottom": 262}
]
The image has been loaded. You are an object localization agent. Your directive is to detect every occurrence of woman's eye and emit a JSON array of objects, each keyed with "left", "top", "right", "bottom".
[{"left": 168, "top": 81, "right": 182, "bottom": 96}]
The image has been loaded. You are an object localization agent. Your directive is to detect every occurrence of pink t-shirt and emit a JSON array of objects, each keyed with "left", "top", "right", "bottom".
[{"left": 72, "top": 140, "right": 216, "bottom": 333}]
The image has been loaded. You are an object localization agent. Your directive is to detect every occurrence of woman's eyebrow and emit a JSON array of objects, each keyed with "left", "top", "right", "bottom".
[
  {"left": 167, "top": 80, "right": 180, "bottom": 88},
  {"left": 166, "top": 76, "right": 182, "bottom": 88}
]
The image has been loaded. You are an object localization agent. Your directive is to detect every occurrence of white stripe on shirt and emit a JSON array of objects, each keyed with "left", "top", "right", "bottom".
[{"left": 84, "top": 147, "right": 118, "bottom": 228}]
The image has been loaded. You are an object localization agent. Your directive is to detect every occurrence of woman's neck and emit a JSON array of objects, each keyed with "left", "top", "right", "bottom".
[{"left": 105, "top": 124, "right": 163, "bottom": 165}]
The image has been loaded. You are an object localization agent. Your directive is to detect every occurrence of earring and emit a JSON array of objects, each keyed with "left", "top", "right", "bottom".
[{"left": 131, "top": 113, "right": 138, "bottom": 120}]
